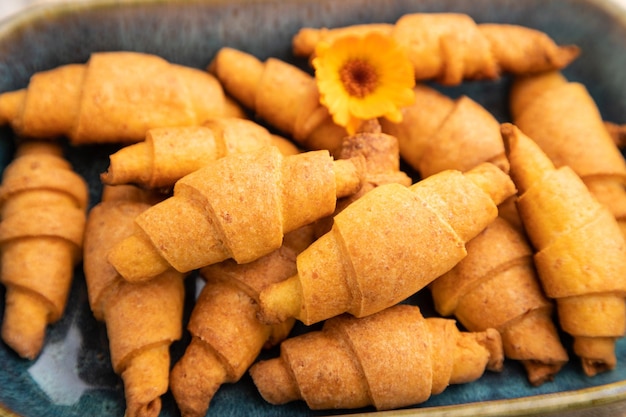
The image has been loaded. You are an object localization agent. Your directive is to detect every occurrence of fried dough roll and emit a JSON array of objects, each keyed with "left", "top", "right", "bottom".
[
  {"left": 0, "top": 141, "right": 88, "bottom": 359},
  {"left": 431, "top": 216, "right": 568, "bottom": 386},
  {"left": 510, "top": 71, "right": 626, "bottom": 237},
  {"left": 168, "top": 122, "right": 411, "bottom": 417},
  {"left": 336, "top": 120, "right": 412, "bottom": 200},
  {"left": 169, "top": 225, "right": 316, "bottom": 417},
  {"left": 83, "top": 185, "right": 185, "bottom": 417},
  {"left": 502, "top": 123, "right": 626, "bottom": 376},
  {"left": 293, "top": 13, "right": 579, "bottom": 85},
  {"left": 107, "top": 146, "right": 365, "bottom": 282},
  {"left": 380, "top": 84, "right": 508, "bottom": 177},
  {"left": 250, "top": 304, "right": 503, "bottom": 411},
  {"left": 313, "top": 119, "right": 412, "bottom": 236},
  {"left": 209, "top": 47, "right": 347, "bottom": 153},
  {"left": 258, "top": 162, "right": 516, "bottom": 326},
  {"left": 389, "top": 90, "right": 567, "bottom": 384},
  {"left": 0, "top": 51, "right": 244, "bottom": 144},
  {"left": 101, "top": 118, "right": 299, "bottom": 190},
  {"left": 379, "top": 84, "right": 524, "bottom": 229}
]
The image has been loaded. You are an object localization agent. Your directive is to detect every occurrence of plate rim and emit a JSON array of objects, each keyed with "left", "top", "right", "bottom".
[{"left": 1, "top": 1, "right": 626, "bottom": 416}]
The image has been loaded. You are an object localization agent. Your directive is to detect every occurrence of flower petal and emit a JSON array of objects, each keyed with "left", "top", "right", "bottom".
[{"left": 314, "top": 31, "right": 415, "bottom": 131}]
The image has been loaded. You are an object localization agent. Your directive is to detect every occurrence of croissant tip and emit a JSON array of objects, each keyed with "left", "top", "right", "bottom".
[
  {"left": 124, "top": 397, "right": 162, "bottom": 417},
  {"left": 560, "top": 45, "right": 582, "bottom": 66},
  {"left": 500, "top": 123, "right": 518, "bottom": 154}
]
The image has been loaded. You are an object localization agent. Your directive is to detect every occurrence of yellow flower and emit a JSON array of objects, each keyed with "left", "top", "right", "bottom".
[{"left": 312, "top": 31, "right": 415, "bottom": 134}]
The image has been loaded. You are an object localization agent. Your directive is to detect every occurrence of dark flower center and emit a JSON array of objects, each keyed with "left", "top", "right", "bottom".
[{"left": 340, "top": 59, "right": 378, "bottom": 98}]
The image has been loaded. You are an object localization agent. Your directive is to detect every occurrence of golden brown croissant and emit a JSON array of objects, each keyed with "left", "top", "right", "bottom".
[
  {"left": 380, "top": 82, "right": 525, "bottom": 230},
  {"left": 510, "top": 71, "right": 626, "bottom": 237},
  {"left": 258, "top": 162, "right": 516, "bottom": 325},
  {"left": 101, "top": 117, "right": 298, "bottom": 189},
  {"left": 83, "top": 185, "right": 185, "bottom": 417},
  {"left": 430, "top": 216, "right": 568, "bottom": 386},
  {"left": 380, "top": 84, "right": 508, "bottom": 177},
  {"left": 169, "top": 225, "right": 315, "bottom": 417},
  {"left": 312, "top": 119, "right": 412, "bottom": 237},
  {"left": 502, "top": 123, "right": 626, "bottom": 376},
  {"left": 209, "top": 47, "right": 347, "bottom": 153},
  {"left": 0, "top": 51, "right": 244, "bottom": 144},
  {"left": 250, "top": 304, "right": 503, "bottom": 411},
  {"left": 387, "top": 90, "right": 566, "bottom": 384},
  {"left": 0, "top": 141, "right": 88, "bottom": 359},
  {"left": 169, "top": 122, "right": 412, "bottom": 417},
  {"left": 107, "top": 146, "right": 365, "bottom": 282},
  {"left": 293, "top": 13, "right": 579, "bottom": 85},
  {"left": 336, "top": 119, "right": 412, "bottom": 199}
]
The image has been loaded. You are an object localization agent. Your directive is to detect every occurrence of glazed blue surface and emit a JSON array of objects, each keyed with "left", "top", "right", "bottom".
[{"left": 0, "top": 0, "right": 626, "bottom": 416}]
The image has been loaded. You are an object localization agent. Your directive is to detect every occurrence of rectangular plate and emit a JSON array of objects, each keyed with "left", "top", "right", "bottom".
[{"left": 1, "top": 0, "right": 626, "bottom": 416}]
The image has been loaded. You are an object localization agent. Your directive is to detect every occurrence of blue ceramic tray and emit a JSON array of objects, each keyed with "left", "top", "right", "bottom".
[{"left": 1, "top": 0, "right": 626, "bottom": 416}]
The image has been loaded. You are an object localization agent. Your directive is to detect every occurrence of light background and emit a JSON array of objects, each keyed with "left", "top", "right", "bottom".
[{"left": 1, "top": 0, "right": 54, "bottom": 20}]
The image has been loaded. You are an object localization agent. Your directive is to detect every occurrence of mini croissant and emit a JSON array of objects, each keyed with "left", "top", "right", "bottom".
[
  {"left": 502, "top": 123, "right": 626, "bottom": 376},
  {"left": 250, "top": 304, "right": 503, "bottom": 411},
  {"left": 167, "top": 125, "right": 408, "bottom": 417},
  {"left": 169, "top": 225, "right": 314, "bottom": 417},
  {"left": 430, "top": 216, "right": 568, "bottom": 386},
  {"left": 258, "top": 162, "right": 516, "bottom": 325},
  {"left": 380, "top": 84, "right": 508, "bottom": 177},
  {"left": 0, "top": 141, "right": 88, "bottom": 359},
  {"left": 83, "top": 185, "right": 185, "bottom": 417},
  {"left": 107, "top": 146, "right": 365, "bottom": 282},
  {"left": 293, "top": 13, "right": 579, "bottom": 85},
  {"left": 313, "top": 119, "right": 412, "bottom": 237},
  {"left": 510, "top": 71, "right": 626, "bottom": 237},
  {"left": 0, "top": 51, "right": 244, "bottom": 144},
  {"left": 101, "top": 117, "right": 298, "bottom": 190},
  {"left": 209, "top": 47, "right": 347, "bottom": 153}
]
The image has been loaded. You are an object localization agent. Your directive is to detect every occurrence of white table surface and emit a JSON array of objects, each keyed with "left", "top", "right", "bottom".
[{"left": 0, "top": 0, "right": 45, "bottom": 21}]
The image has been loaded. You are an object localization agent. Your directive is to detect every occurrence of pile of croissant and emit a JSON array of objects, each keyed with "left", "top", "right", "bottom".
[{"left": 1, "top": 11, "right": 626, "bottom": 417}]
